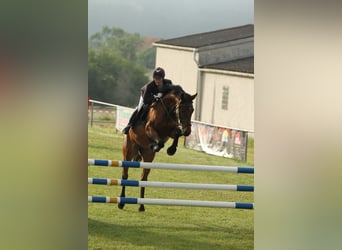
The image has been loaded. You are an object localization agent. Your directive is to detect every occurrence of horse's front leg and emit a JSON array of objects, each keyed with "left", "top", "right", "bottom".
[
  {"left": 152, "top": 141, "right": 164, "bottom": 152},
  {"left": 139, "top": 168, "right": 151, "bottom": 212},
  {"left": 146, "top": 126, "right": 164, "bottom": 152},
  {"left": 167, "top": 127, "right": 182, "bottom": 155},
  {"left": 118, "top": 167, "right": 128, "bottom": 209}
]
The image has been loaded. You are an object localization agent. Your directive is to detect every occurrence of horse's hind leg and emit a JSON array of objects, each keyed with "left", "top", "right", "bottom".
[
  {"left": 139, "top": 151, "right": 155, "bottom": 212},
  {"left": 118, "top": 167, "right": 128, "bottom": 209},
  {"left": 119, "top": 135, "right": 136, "bottom": 210},
  {"left": 119, "top": 155, "right": 141, "bottom": 209},
  {"left": 139, "top": 168, "right": 151, "bottom": 212},
  {"left": 134, "top": 154, "right": 142, "bottom": 162}
]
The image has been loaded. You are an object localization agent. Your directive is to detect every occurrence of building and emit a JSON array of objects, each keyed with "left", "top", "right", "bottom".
[{"left": 153, "top": 24, "right": 254, "bottom": 133}]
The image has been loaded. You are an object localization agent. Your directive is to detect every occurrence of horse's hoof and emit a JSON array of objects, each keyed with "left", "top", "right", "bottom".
[
  {"left": 167, "top": 146, "right": 177, "bottom": 155},
  {"left": 153, "top": 145, "right": 160, "bottom": 152},
  {"left": 139, "top": 205, "right": 145, "bottom": 212},
  {"left": 118, "top": 203, "right": 125, "bottom": 209}
]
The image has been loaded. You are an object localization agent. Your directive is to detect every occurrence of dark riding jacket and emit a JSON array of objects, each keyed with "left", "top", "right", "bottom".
[{"left": 141, "top": 79, "right": 173, "bottom": 105}]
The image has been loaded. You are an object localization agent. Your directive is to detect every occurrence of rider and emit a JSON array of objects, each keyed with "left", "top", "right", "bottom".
[{"left": 122, "top": 67, "right": 173, "bottom": 134}]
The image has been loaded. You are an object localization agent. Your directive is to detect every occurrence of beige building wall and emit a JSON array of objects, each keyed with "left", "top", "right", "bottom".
[
  {"left": 155, "top": 46, "right": 198, "bottom": 95},
  {"left": 155, "top": 45, "right": 254, "bottom": 132},
  {"left": 200, "top": 71, "right": 254, "bottom": 132}
]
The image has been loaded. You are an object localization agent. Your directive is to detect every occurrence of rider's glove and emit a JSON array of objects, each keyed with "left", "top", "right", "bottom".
[{"left": 154, "top": 92, "right": 163, "bottom": 101}]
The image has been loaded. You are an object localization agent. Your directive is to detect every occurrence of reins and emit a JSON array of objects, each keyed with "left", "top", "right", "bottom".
[
  {"left": 159, "top": 97, "right": 180, "bottom": 126},
  {"left": 159, "top": 96, "right": 193, "bottom": 129}
]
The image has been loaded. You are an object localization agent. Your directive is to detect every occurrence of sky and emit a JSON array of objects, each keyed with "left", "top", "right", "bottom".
[{"left": 88, "top": 0, "right": 254, "bottom": 39}]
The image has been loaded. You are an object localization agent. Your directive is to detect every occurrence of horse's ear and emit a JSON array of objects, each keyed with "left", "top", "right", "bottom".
[{"left": 191, "top": 93, "right": 198, "bottom": 100}]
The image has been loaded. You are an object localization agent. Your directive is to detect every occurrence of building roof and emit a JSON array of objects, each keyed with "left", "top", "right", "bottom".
[
  {"left": 154, "top": 24, "right": 254, "bottom": 49},
  {"left": 203, "top": 57, "right": 254, "bottom": 74}
]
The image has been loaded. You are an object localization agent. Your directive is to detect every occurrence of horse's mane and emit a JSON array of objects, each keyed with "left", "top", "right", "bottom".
[
  {"left": 148, "top": 91, "right": 179, "bottom": 130},
  {"left": 170, "top": 84, "right": 195, "bottom": 104},
  {"left": 170, "top": 85, "right": 185, "bottom": 99},
  {"left": 149, "top": 84, "right": 189, "bottom": 116},
  {"left": 159, "top": 92, "right": 179, "bottom": 108},
  {"left": 150, "top": 91, "right": 178, "bottom": 109}
]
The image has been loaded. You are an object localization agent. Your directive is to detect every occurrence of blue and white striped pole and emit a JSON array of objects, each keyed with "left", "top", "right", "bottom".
[
  {"left": 88, "top": 177, "right": 254, "bottom": 192},
  {"left": 88, "top": 159, "right": 254, "bottom": 174},
  {"left": 88, "top": 196, "right": 254, "bottom": 209}
]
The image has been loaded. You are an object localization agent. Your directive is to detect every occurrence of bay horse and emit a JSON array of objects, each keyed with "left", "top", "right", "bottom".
[{"left": 119, "top": 85, "right": 197, "bottom": 211}]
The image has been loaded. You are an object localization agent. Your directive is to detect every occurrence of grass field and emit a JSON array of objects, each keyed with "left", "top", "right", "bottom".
[{"left": 88, "top": 125, "right": 254, "bottom": 249}]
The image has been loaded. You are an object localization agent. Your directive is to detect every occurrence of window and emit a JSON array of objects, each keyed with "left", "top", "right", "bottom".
[{"left": 221, "top": 86, "right": 229, "bottom": 110}]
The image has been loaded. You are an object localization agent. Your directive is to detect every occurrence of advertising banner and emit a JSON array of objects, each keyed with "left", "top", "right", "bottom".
[
  {"left": 116, "top": 106, "right": 134, "bottom": 131},
  {"left": 184, "top": 121, "right": 248, "bottom": 161}
]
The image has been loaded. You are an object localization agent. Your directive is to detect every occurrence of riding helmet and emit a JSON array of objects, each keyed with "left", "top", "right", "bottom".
[{"left": 153, "top": 67, "right": 165, "bottom": 79}]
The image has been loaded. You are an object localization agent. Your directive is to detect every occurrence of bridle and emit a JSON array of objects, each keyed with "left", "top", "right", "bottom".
[
  {"left": 178, "top": 102, "right": 193, "bottom": 128},
  {"left": 159, "top": 96, "right": 193, "bottom": 132},
  {"left": 159, "top": 97, "right": 180, "bottom": 126}
]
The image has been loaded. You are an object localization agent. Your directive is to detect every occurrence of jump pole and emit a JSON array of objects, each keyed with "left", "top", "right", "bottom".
[
  {"left": 88, "top": 196, "right": 254, "bottom": 209},
  {"left": 88, "top": 159, "right": 254, "bottom": 174},
  {"left": 88, "top": 177, "right": 254, "bottom": 192}
]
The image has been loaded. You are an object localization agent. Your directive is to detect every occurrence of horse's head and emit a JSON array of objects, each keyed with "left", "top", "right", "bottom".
[{"left": 178, "top": 92, "right": 197, "bottom": 136}]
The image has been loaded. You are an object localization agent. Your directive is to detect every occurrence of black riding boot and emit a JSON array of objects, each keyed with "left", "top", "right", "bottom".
[
  {"left": 122, "top": 108, "right": 138, "bottom": 134},
  {"left": 122, "top": 106, "right": 149, "bottom": 134}
]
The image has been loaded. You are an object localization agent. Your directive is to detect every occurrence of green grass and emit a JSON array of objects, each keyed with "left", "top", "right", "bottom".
[{"left": 88, "top": 125, "right": 254, "bottom": 249}]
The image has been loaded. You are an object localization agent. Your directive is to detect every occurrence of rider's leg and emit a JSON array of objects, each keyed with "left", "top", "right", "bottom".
[{"left": 122, "top": 97, "right": 145, "bottom": 134}]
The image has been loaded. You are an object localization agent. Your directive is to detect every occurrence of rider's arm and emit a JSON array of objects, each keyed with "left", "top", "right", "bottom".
[{"left": 141, "top": 82, "right": 156, "bottom": 105}]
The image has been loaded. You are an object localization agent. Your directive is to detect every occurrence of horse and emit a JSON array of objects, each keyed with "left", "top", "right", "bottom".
[{"left": 119, "top": 86, "right": 197, "bottom": 211}]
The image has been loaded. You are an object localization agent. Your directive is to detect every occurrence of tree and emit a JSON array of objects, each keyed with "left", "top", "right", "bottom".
[
  {"left": 89, "top": 26, "right": 144, "bottom": 62},
  {"left": 88, "top": 47, "right": 148, "bottom": 107},
  {"left": 88, "top": 27, "right": 150, "bottom": 107},
  {"left": 138, "top": 47, "right": 156, "bottom": 69}
]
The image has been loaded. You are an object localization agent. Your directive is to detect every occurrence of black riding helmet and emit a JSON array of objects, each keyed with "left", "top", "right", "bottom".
[{"left": 153, "top": 67, "right": 165, "bottom": 79}]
